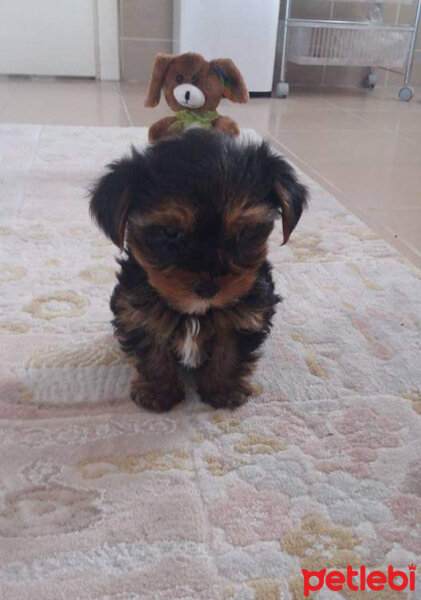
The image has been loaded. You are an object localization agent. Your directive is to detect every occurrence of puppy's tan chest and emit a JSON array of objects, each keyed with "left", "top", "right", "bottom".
[{"left": 174, "top": 318, "right": 204, "bottom": 368}]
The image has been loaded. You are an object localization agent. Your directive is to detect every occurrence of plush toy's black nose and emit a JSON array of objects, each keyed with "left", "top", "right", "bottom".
[
  {"left": 194, "top": 280, "right": 220, "bottom": 299},
  {"left": 184, "top": 90, "right": 190, "bottom": 101}
]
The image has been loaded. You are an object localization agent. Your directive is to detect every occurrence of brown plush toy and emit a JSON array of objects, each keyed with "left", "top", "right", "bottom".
[{"left": 144, "top": 52, "right": 249, "bottom": 142}]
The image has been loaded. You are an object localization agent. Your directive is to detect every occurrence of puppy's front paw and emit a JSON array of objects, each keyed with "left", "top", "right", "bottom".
[
  {"left": 130, "top": 377, "right": 184, "bottom": 412},
  {"left": 198, "top": 386, "right": 250, "bottom": 410}
]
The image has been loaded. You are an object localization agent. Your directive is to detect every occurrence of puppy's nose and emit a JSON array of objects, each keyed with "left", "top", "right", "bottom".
[
  {"left": 184, "top": 90, "right": 190, "bottom": 102},
  {"left": 194, "top": 280, "right": 220, "bottom": 299}
]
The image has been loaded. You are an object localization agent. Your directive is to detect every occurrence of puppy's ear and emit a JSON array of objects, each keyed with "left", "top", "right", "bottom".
[
  {"left": 144, "top": 53, "right": 174, "bottom": 107},
  {"left": 266, "top": 152, "right": 308, "bottom": 245},
  {"left": 210, "top": 58, "right": 249, "bottom": 103},
  {"left": 90, "top": 150, "right": 146, "bottom": 249}
]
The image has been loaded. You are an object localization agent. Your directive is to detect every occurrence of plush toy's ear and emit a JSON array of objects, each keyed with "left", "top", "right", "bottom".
[
  {"left": 210, "top": 58, "right": 249, "bottom": 103},
  {"left": 90, "top": 150, "right": 147, "bottom": 250},
  {"left": 266, "top": 151, "right": 308, "bottom": 245},
  {"left": 144, "top": 53, "right": 174, "bottom": 108}
]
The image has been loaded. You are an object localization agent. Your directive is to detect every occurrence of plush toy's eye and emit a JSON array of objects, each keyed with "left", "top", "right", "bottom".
[
  {"left": 176, "top": 74, "right": 184, "bottom": 83},
  {"left": 163, "top": 227, "right": 184, "bottom": 241},
  {"left": 191, "top": 75, "right": 199, "bottom": 85}
]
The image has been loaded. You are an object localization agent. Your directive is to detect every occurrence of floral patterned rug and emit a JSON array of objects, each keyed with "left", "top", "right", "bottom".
[{"left": 0, "top": 124, "right": 420, "bottom": 600}]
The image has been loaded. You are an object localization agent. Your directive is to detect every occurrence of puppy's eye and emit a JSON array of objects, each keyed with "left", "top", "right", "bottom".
[
  {"left": 191, "top": 75, "right": 199, "bottom": 85},
  {"left": 176, "top": 74, "right": 184, "bottom": 83},
  {"left": 223, "top": 228, "right": 257, "bottom": 252},
  {"left": 163, "top": 227, "right": 184, "bottom": 241},
  {"left": 236, "top": 227, "right": 256, "bottom": 243}
]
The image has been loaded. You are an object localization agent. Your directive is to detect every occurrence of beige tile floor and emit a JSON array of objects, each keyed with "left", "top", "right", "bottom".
[{"left": 1, "top": 76, "right": 420, "bottom": 268}]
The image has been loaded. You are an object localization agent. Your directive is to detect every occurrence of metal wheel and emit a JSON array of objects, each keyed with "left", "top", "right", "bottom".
[
  {"left": 276, "top": 82, "right": 289, "bottom": 98},
  {"left": 363, "top": 73, "right": 377, "bottom": 89},
  {"left": 398, "top": 86, "right": 414, "bottom": 102}
]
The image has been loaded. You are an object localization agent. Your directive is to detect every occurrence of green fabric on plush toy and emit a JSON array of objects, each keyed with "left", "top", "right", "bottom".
[{"left": 168, "top": 109, "right": 219, "bottom": 133}]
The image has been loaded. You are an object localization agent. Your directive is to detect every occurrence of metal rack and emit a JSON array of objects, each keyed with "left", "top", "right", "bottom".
[{"left": 276, "top": 0, "right": 421, "bottom": 101}]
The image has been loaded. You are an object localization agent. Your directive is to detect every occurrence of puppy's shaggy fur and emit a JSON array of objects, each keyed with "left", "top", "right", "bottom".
[{"left": 90, "top": 130, "right": 307, "bottom": 411}]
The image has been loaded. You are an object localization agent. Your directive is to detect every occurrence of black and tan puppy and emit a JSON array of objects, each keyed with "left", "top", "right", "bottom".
[{"left": 90, "top": 130, "right": 307, "bottom": 412}]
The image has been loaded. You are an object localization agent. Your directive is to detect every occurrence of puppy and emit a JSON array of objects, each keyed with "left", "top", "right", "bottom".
[{"left": 90, "top": 130, "right": 307, "bottom": 412}]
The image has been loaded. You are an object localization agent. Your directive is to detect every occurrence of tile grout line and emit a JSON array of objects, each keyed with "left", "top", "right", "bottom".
[
  {"left": 13, "top": 124, "right": 44, "bottom": 224},
  {"left": 118, "top": 0, "right": 125, "bottom": 81},
  {"left": 359, "top": 208, "right": 421, "bottom": 260},
  {"left": 118, "top": 83, "right": 133, "bottom": 126},
  {"left": 321, "top": 96, "right": 401, "bottom": 128},
  {"left": 325, "top": 100, "right": 421, "bottom": 141},
  {"left": 120, "top": 37, "right": 173, "bottom": 42},
  {"left": 265, "top": 130, "right": 348, "bottom": 199},
  {"left": 0, "top": 80, "right": 20, "bottom": 116}
]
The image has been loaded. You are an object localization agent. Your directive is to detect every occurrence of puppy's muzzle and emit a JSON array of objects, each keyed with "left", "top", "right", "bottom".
[
  {"left": 173, "top": 84, "right": 205, "bottom": 109},
  {"left": 194, "top": 279, "right": 220, "bottom": 299}
]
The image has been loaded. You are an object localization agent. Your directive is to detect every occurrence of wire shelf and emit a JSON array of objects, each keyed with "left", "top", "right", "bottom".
[
  {"left": 288, "top": 26, "right": 412, "bottom": 68},
  {"left": 277, "top": 0, "right": 421, "bottom": 100}
]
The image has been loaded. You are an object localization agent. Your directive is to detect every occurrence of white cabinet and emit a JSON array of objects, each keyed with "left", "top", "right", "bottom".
[
  {"left": 173, "top": 0, "right": 281, "bottom": 93},
  {"left": 0, "top": 0, "right": 119, "bottom": 80}
]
